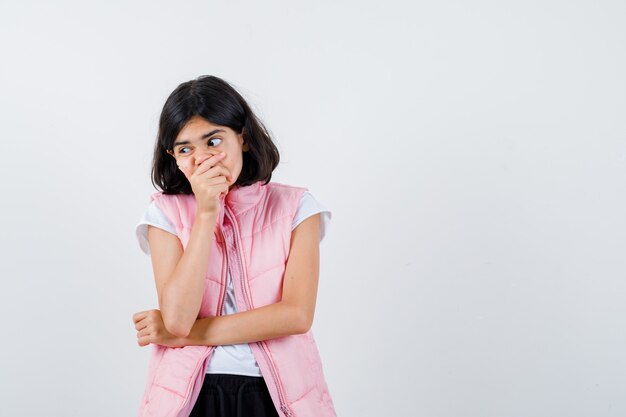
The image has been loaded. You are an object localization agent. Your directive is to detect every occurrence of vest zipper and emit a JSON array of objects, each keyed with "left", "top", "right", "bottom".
[
  {"left": 223, "top": 208, "right": 294, "bottom": 417},
  {"left": 216, "top": 225, "right": 228, "bottom": 318}
]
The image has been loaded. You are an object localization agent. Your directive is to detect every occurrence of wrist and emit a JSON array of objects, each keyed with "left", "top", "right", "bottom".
[
  {"left": 194, "top": 211, "right": 219, "bottom": 229},
  {"left": 196, "top": 209, "right": 218, "bottom": 220}
]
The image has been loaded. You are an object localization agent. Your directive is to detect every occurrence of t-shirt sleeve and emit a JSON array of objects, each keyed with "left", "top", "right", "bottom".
[
  {"left": 135, "top": 200, "right": 178, "bottom": 255},
  {"left": 292, "top": 190, "right": 332, "bottom": 242}
]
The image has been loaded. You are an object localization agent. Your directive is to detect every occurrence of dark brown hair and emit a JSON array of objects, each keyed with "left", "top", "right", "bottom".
[{"left": 151, "top": 75, "right": 280, "bottom": 194}]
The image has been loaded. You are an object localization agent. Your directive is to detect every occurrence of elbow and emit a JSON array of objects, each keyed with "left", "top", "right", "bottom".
[
  {"left": 294, "top": 309, "right": 313, "bottom": 334},
  {"left": 159, "top": 292, "right": 197, "bottom": 338},
  {"left": 168, "top": 324, "right": 192, "bottom": 339},
  {"left": 283, "top": 302, "right": 313, "bottom": 334},
  {"left": 163, "top": 313, "right": 193, "bottom": 338}
]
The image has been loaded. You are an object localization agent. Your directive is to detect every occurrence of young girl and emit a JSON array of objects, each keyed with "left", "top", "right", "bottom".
[{"left": 132, "top": 75, "right": 337, "bottom": 417}]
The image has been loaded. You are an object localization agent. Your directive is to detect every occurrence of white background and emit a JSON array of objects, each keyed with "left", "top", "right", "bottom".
[{"left": 1, "top": 1, "right": 625, "bottom": 416}]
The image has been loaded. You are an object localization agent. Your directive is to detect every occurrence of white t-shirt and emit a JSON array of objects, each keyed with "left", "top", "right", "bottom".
[{"left": 135, "top": 190, "right": 331, "bottom": 376}]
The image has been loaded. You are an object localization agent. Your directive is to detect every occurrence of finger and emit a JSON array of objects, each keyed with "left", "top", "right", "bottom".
[
  {"left": 195, "top": 178, "right": 229, "bottom": 200},
  {"left": 132, "top": 311, "right": 148, "bottom": 324},
  {"left": 136, "top": 311, "right": 156, "bottom": 329},
  {"left": 137, "top": 335, "right": 151, "bottom": 347},
  {"left": 137, "top": 327, "right": 151, "bottom": 338},
  {"left": 219, "top": 183, "right": 230, "bottom": 198},
  {"left": 193, "top": 152, "right": 227, "bottom": 177},
  {"left": 202, "top": 174, "right": 232, "bottom": 188},
  {"left": 199, "top": 166, "right": 233, "bottom": 182},
  {"left": 135, "top": 317, "right": 148, "bottom": 331},
  {"left": 222, "top": 166, "right": 233, "bottom": 182}
]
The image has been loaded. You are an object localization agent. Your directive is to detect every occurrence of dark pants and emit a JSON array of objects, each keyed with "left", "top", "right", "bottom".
[{"left": 189, "top": 373, "right": 280, "bottom": 417}]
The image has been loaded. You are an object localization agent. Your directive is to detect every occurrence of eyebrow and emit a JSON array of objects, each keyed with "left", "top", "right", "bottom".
[{"left": 173, "top": 129, "right": 225, "bottom": 146}]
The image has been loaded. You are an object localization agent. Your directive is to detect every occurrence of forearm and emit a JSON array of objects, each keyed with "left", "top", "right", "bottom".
[
  {"left": 161, "top": 212, "right": 217, "bottom": 336},
  {"left": 184, "top": 301, "right": 306, "bottom": 346}
]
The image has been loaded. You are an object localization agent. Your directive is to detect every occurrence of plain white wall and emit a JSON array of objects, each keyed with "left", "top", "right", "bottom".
[{"left": 1, "top": 1, "right": 625, "bottom": 416}]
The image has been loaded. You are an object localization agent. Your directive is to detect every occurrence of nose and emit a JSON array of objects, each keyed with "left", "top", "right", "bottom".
[{"left": 194, "top": 150, "right": 219, "bottom": 166}]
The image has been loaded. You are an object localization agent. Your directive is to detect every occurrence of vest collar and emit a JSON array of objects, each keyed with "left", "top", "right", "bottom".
[{"left": 217, "top": 180, "right": 265, "bottom": 222}]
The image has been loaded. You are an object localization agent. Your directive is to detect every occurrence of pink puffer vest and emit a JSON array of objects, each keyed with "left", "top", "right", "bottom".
[{"left": 137, "top": 180, "right": 337, "bottom": 417}]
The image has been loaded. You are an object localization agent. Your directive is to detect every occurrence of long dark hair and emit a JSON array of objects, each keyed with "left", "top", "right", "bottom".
[{"left": 151, "top": 75, "right": 280, "bottom": 194}]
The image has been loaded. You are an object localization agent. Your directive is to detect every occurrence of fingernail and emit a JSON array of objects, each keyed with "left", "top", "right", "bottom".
[{"left": 220, "top": 152, "right": 226, "bottom": 156}]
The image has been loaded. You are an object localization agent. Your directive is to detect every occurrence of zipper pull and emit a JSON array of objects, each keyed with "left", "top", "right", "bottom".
[{"left": 280, "top": 404, "right": 293, "bottom": 417}]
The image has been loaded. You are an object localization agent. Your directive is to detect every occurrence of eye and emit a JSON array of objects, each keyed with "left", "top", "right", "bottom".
[
  {"left": 171, "top": 145, "right": 191, "bottom": 156},
  {"left": 207, "top": 138, "right": 222, "bottom": 147}
]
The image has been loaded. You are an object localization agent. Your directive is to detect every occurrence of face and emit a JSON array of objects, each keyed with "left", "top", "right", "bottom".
[{"left": 168, "top": 115, "right": 249, "bottom": 190}]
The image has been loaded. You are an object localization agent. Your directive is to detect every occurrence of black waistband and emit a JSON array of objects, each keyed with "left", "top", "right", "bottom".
[{"left": 202, "top": 373, "right": 269, "bottom": 395}]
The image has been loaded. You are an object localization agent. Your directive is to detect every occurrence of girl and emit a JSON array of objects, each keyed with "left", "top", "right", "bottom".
[{"left": 132, "top": 75, "right": 337, "bottom": 417}]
